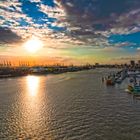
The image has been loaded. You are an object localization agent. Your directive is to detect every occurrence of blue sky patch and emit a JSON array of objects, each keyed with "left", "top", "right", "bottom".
[
  {"left": 109, "top": 32, "right": 140, "bottom": 45},
  {"left": 108, "top": 32, "right": 140, "bottom": 49},
  {"left": 42, "top": 0, "right": 56, "bottom": 7},
  {"left": 18, "top": 0, "right": 62, "bottom": 31}
]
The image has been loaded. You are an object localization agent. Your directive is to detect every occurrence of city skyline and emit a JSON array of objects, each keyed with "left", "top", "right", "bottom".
[{"left": 0, "top": 0, "right": 140, "bottom": 64}]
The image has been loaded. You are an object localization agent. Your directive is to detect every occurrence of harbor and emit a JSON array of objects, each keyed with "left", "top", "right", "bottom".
[
  {"left": 104, "top": 60, "right": 140, "bottom": 98},
  {"left": 1, "top": 60, "right": 140, "bottom": 98}
]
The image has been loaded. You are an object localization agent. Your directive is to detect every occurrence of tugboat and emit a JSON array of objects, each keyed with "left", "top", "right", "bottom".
[{"left": 106, "top": 75, "right": 115, "bottom": 86}]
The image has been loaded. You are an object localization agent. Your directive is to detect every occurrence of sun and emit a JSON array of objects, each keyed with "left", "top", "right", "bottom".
[{"left": 23, "top": 37, "right": 43, "bottom": 53}]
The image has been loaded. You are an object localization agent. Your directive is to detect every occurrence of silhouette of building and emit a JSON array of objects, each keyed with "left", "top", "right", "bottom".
[
  {"left": 95, "top": 63, "right": 99, "bottom": 67},
  {"left": 130, "top": 60, "right": 135, "bottom": 67},
  {"left": 138, "top": 60, "right": 140, "bottom": 67}
]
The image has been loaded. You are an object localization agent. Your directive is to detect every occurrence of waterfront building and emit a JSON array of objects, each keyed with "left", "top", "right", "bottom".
[{"left": 130, "top": 60, "right": 135, "bottom": 67}]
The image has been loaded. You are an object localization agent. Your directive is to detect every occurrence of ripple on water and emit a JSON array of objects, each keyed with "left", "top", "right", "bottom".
[{"left": 0, "top": 69, "right": 140, "bottom": 140}]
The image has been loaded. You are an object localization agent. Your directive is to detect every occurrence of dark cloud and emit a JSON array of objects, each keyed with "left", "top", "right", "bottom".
[
  {"left": 0, "top": 27, "right": 21, "bottom": 44},
  {"left": 56, "top": 0, "right": 140, "bottom": 45},
  {"left": 60, "top": 0, "right": 140, "bottom": 29}
]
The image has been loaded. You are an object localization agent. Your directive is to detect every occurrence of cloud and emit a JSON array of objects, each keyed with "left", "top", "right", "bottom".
[
  {"left": 0, "top": 27, "right": 21, "bottom": 44},
  {"left": 54, "top": 0, "right": 140, "bottom": 46},
  {"left": 112, "top": 56, "right": 140, "bottom": 62},
  {"left": 57, "top": 0, "right": 140, "bottom": 30},
  {"left": 1, "top": 0, "right": 140, "bottom": 50},
  {"left": 0, "top": 0, "right": 66, "bottom": 44}
]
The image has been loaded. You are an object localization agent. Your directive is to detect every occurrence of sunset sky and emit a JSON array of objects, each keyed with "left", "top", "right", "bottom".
[{"left": 0, "top": 0, "right": 140, "bottom": 65}]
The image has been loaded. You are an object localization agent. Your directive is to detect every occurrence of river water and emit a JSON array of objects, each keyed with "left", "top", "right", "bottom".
[{"left": 0, "top": 68, "right": 140, "bottom": 140}]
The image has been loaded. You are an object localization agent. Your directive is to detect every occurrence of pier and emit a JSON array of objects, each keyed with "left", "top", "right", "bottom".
[{"left": 105, "top": 69, "right": 140, "bottom": 85}]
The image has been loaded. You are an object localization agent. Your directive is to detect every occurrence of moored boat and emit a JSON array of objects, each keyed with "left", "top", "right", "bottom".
[
  {"left": 127, "top": 85, "right": 140, "bottom": 96},
  {"left": 106, "top": 78, "right": 115, "bottom": 86}
]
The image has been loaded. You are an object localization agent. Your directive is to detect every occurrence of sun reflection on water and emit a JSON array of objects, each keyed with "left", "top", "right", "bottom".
[
  {"left": 17, "top": 75, "right": 53, "bottom": 138},
  {"left": 26, "top": 76, "right": 40, "bottom": 97},
  {"left": 23, "top": 76, "right": 42, "bottom": 131}
]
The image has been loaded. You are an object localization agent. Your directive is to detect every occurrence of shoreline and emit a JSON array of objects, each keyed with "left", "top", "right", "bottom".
[{"left": 0, "top": 68, "right": 94, "bottom": 79}]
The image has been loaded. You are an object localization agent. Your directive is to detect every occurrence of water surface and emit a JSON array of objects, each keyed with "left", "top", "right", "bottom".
[{"left": 0, "top": 68, "right": 140, "bottom": 140}]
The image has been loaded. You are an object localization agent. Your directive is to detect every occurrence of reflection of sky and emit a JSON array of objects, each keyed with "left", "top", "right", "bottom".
[{"left": 1, "top": 0, "right": 140, "bottom": 63}]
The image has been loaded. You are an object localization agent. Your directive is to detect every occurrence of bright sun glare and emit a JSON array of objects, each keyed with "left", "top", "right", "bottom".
[
  {"left": 26, "top": 76, "right": 39, "bottom": 96},
  {"left": 24, "top": 37, "right": 43, "bottom": 53}
]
